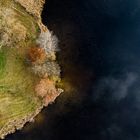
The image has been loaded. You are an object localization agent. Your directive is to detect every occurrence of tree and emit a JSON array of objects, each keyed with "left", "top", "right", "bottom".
[{"left": 28, "top": 46, "right": 46, "bottom": 64}]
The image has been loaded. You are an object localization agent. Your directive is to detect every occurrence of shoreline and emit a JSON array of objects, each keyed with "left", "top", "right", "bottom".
[{"left": 0, "top": 0, "right": 63, "bottom": 138}]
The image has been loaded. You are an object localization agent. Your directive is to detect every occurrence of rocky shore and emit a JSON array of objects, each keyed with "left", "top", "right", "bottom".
[{"left": 0, "top": 0, "right": 63, "bottom": 138}]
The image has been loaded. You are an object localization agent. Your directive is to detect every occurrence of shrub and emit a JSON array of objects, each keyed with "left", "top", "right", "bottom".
[
  {"left": 28, "top": 46, "right": 46, "bottom": 64},
  {"left": 35, "top": 77, "right": 63, "bottom": 106},
  {"left": 36, "top": 31, "right": 59, "bottom": 54},
  {"left": 31, "top": 61, "right": 61, "bottom": 78}
]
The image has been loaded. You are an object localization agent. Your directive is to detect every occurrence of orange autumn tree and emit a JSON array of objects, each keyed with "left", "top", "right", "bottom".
[
  {"left": 28, "top": 45, "right": 46, "bottom": 64},
  {"left": 35, "top": 78, "right": 61, "bottom": 106}
]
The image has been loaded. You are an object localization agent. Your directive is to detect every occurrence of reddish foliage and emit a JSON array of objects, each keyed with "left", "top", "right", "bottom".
[
  {"left": 35, "top": 78, "right": 55, "bottom": 97},
  {"left": 28, "top": 46, "right": 46, "bottom": 64},
  {"left": 35, "top": 78, "right": 60, "bottom": 106}
]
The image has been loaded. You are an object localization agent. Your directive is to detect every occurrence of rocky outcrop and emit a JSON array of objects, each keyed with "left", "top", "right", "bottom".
[
  {"left": 15, "top": 0, "right": 45, "bottom": 18},
  {"left": 15, "top": 0, "right": 47, "bottom": 32}
]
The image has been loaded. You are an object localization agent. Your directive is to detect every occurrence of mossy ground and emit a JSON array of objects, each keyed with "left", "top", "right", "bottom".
[
  {"left": 0, "top": 0, "right": 40, "bottom": 46},
  {"left": 0, "top": 45, "right": 42, "bottom": 129},
  {"left": 0, "top": 0, "right": 42, "bottom": 135}
]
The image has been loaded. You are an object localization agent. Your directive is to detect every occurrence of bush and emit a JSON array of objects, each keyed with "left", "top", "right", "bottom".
[
  {"left": 32, "top": 61, "right": 61, "bottom": 78},
  {"left": 28, "top": 46, "right": 46, "bottom": 64},
  {"left": 36, "top": 31, "right": 59, "bottom": 54}
]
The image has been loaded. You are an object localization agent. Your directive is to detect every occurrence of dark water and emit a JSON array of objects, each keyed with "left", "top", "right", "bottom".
[{"left": 6, "top": 0, "right": 140, "bottom": 140}]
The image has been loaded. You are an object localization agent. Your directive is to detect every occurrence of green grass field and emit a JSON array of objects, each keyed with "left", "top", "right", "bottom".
[
  {"left": 0, "top": 46, "right": 42, "bottom": 129},
  {"left": 0, "top": 0, "right": 43, "bottom": 135},
  {"left": 0, "top": 51, "right": 6, "bottom": 78}
]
